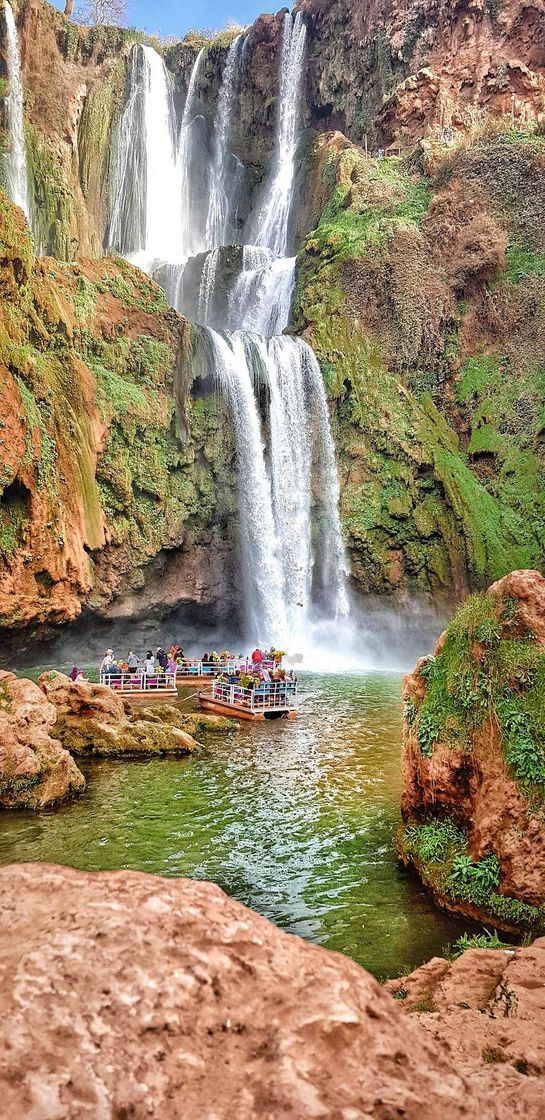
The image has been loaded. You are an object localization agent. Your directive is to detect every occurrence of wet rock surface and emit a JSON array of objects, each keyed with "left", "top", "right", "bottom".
[
  {"left": 0, "top": 671, "right": 84, "bottom": 809},
  {"left": 38, "top": 672, "right": 198, "bottom": 756},
  {"left": 0, "top": 861, "right": 536, "bottom": 1119}
]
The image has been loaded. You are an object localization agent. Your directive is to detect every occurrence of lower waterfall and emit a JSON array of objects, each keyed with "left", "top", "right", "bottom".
[{"left": 195, "top": 330, "right": 349, "bottom": 647}]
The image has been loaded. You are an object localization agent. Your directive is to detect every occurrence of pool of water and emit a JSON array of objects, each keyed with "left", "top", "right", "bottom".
[{"left": 0, "top": 671, "right": 475, "bottom": 977}]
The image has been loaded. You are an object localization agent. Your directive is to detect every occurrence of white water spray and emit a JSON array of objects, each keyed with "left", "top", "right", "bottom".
[
  {"left": 4, "top": 2, "right": 29, "bottom": 219},
  {"left": 109, "top": 45, "right": 182, "bottom": 266},
  {"left": 205, "top": 34, "right": 244, "bottom": 248}
]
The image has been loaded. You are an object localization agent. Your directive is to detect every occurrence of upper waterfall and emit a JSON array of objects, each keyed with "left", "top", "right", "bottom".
[
  {"left": 243, "top": 11, "right": 307, "bottom": 257},
  {"left": 106, "top": 12, "right": 350, "bottom": 647},
  {"left": 109, "top": 44, "right": 182, "bottom": 266},
  {"left": 4, "top": 2, "right": 30, "bottom": 220}
]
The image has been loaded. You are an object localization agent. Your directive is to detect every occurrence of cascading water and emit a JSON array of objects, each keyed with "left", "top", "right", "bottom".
[
  {"left": 107, "top": 13, "right": 351, "bottom": 651},
  {"left": 205, "top": 34, "right": 245, "bottom": 249},
  {"left": 4, "top": 2, "right": 29, "bottom": 219},
  {"left": 109, "top": 44, "right": 182, "bottom": 267},
  {"left": 243, "top": 11, "right": 307, "bottom": 256}
]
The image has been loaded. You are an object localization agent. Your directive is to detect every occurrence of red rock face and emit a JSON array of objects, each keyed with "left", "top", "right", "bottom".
[
  {"left": 0, "top": 862, "right": 535, "bottom": 1119},
  {"left": 0, "top": 671, "right": 84, "bottom": 808},
  {"left": 385, "top": 939, "right": 545, "bottom": 1106},
  {"left": 401, "top": 569, "right": 545, "bottom": 919},
  {"left": 298, "top": 0, "right": 545, "bottom": 144}
]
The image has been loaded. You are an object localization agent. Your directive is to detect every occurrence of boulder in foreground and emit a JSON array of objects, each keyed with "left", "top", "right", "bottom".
[
  {"left": 0, "top": 862, "right": 534, "bottom": 1120},
  {"left": 0, "top": 672, "right": 85, "bottom": 809}
]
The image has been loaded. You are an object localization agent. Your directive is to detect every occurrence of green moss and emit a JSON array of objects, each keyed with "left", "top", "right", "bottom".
[
  {"left": 506, "top": 245, "right": 545, "bottom": 284},
  {"left": 402, "top": 818, "right": 545, "bottom": 933}
]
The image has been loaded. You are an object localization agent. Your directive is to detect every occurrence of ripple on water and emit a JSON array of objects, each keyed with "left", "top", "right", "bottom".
[{"left": 0, "top": 672, "right": 477, "bottom": 977}]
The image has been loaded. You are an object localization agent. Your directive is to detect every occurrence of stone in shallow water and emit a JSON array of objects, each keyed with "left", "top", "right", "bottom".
[
  {"left": 38, "top": 672, "right": 197, "bottom": 756},
  {"left": 0, "top": 671, "right": 85, "bottom": 809},
  {"left": 0, "top": 862, "right": 530, "bottom": 1119}
]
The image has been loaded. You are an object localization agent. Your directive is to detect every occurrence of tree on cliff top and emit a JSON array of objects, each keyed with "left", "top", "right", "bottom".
[{"left": 65, "top": 0, "right": 128, "bottom": 26}]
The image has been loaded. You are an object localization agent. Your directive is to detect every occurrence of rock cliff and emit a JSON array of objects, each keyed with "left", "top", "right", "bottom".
[
  {"left": 398, "top": 569, "right": 545, "bottom": 934},
  {"left": 0, "top": 193, "right": 238, "bottom": 645},
  {"left": 1, "top": 861, "right": 543, "bottom": 1118}
]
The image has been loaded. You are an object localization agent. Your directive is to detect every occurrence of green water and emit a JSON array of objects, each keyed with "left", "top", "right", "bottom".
[{"left": 0, "top": 672, "right": 474, "bottom": 977}]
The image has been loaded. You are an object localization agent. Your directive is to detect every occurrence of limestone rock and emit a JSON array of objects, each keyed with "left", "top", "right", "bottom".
[
  {"left": 0, "top": 671, "right": 84, "bottom": 809},
  {"left": 0, "top": 862, "right": 528, "bottom": 1119},
  {"left": 399, "top": 570, "right": 545, "bottom": 931},
  {"left": 385, "top": 939, "right": 545, "bottom": 1109},
  {"left": 38, "top": 672, "right": 197, "bottom": 756}
]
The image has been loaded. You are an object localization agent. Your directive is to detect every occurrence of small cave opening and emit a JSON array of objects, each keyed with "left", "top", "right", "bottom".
[{"left": 1, "top": 477, "right": 31, "bottom": 508}]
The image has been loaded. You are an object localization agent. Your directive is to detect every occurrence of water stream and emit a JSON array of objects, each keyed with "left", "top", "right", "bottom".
[
  {"left": 108, "top": 11, "right": 350, "bottom": 649},
  {"left": 0, "top": 673, "right": 475, "bottom": 978},
  {"left": 4, "top": 1, "right": 29, "bottom": 219}
]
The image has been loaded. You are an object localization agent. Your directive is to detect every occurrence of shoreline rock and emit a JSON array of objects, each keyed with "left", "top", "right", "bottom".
[
  {"left": 0, "top": 672, "right": 85, "bottom": 809},
  {"left": 0, "top": 861, "right": 539, "bottom": 1119},
  {"left": 39, "top": 672, "right": 199, "bottom": 757},
  {"left": 399, "top": 569, "right": 545, "bottom": 935}
]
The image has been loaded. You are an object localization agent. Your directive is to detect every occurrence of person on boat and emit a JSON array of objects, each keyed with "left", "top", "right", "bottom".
[
  {"left": 262, "top": 666, "right": 271, "bottom": 685},
  {"left": 144, "top": 653, "right": 155, "bottom": 676},
  {"left": 251, "top": 648, "right": 263, "bottom": 666},
  {"left": 156, "top": 648, "right": 168, "bottom": 670},
  {"left": 100, "top": 649, "right": 114, "bottom": 672},
  {"left": 106, "top": 659, "right": 121, "bottom": 677},
  {"left": 69, "top": 666, "right": 79, "bottom": 681},
  {"left": 75, "top": 669, "right": 87, "bottom": 683},
  {"left": 167, "top": 656, "right": 177, "bottom": 674},
  {"left": 127, "top": 651, "right": 138, "bottom": 672}
]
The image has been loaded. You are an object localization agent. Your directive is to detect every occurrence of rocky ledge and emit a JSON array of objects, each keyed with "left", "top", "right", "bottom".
[
  {"left": 399, "top": 569, "right": 545, "bottom": 934},
  {"left": 0, "top": 672, "right": 209, "bottom": 810},
  {"left": 1, "top": 862, "right": 544, "bottom": 1118}
]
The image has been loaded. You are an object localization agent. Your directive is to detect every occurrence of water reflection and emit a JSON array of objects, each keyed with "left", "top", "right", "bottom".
[{"left": 0, "top": 672, "right": 474, "bottom": 977}]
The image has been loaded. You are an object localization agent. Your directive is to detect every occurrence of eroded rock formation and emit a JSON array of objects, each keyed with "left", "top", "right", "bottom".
[
  {"left": 0, "top": 670, "right": 84, "bottom": 808},
  {"left": 0, "top": 861, "right": 541, "bottom": 1118},
  {"left": 385, "top": 938, "right": 545, "bottom": 1099},
  {"left": 398, "top": 569, "right": 545, "bottom": 933},
  {"left": 38, "top": 671, "right": 198, "bottom": 755}
]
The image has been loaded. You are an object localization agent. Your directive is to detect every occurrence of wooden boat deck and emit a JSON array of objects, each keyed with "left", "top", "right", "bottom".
[{"left": 199, "top": 681, "right": 298, "bottom": 722}]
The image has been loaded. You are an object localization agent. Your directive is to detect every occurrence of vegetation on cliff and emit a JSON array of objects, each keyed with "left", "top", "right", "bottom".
[
  {"left": 399, "top": 570, "right": 545, "bottom": 935},
  {"left": 0, "top": 191, "right": 234, "bottom": 639},
  {"left": 296, "top": 131, "right": 545, "bottom": 597}
]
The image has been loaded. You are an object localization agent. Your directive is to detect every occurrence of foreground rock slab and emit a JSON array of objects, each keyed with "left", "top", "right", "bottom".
[
  {"left": 39, "top": 672, "right": 198, "bottom": 756},
  {"left": 0, "top": 672, "right": 84, "bottom": 809},
  {"left": 385, "top": 941, "right": 545, "bottom": 1105},
  {"left": 0, "top": 863, "right": 536, "bottom": 1120}
]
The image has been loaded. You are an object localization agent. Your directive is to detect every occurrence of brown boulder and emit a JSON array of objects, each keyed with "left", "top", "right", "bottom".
[
  {"left": 385, "top": 940, "right": 545, "bottom": 1111},
  {"left": 38, "top": 672, "right": 197, "bottom": 756},
  {"left": 0, "top": 671, "right": 84, "bottom": 809},
  {"left": 0, "top": 862, "right": 526, "bottom": 1119},
  {"left": 400, "top": 570, "right": 545, "bottom": 929}
]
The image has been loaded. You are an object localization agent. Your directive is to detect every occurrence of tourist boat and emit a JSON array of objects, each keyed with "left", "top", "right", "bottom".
[
  {"left": 174, "top": 658, "right": 249, "bottom": 684},
  {"left": 199, "top": 679, "right": 298, "bottom": 721},
  {"left": 99, "top": 672, "right": 177, "bottom": 697}
]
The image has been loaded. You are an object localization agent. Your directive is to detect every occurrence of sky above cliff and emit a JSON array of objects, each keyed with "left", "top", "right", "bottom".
[{"left": 51, "top": 1, "right": 281, "bottom": 37}]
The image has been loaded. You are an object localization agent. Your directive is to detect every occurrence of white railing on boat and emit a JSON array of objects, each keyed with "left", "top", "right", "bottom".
[
  {"left": 211, "top": 680, "right": 298, "bottom": 712},
  {"left": 99, "top": 672, "right": 177, "bottom": 694},
  {"left": 175, "top": 659, "right": 244, "bottom": 678}
]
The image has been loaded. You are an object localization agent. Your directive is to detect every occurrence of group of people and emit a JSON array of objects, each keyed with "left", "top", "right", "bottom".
[
  {"left": 100, "top": 646, "right": 185, "bottom": 678},
  {"left": 98, "top": 643, "right": 289, "bottom": 682},
  {"left": 216, "top": 647, "right": 295, "bottom": 692}
]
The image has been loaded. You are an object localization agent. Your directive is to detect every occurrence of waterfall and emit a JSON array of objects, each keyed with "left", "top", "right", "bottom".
[
  {"left": 106, "top": 13, "right": 350, "bottom": 649},
  {"left": 109, "top": 44, "right": 182, "bottom": 266},
  {"left": 226, "top": 247, "right": 296, "bottom": 335},
  {"left": 243, "top": 11, "right": 307, "bottom": 256},
  {"left": 205, "top": 329, "right": 288, "bottom": 641},
  {"left": 205, "top": 34, "right": 244, "bottom": 248},
  {"left": 4, "top": 2, "right": 29, "bottom": 219}
]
